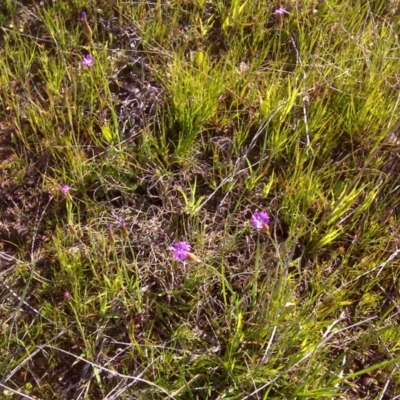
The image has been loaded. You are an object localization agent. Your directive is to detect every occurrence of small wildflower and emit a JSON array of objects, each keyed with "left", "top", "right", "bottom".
[
  {"left": 82, "top": 54, "right": 94, "bottom": 67},
  {"left": 171, "top": 242, "right": 201, "bottom": 263},
  {"left": 64, "top": 291, "right": 71, "bottom": 300},
  {"left": 107, "top": 224, "right": 115, "bottom": 245},
  {"left": 274, "top": 7, "right": 289, "bottom": 15},
  {"left": 60, "top": 185, "right": 70, "bottom": 195},
  {"left": 251, "top": 211, "right": 270, "bottom": 232},
  {"left": 171, "top": 242, "right": 191, "bottom": 260},
  {"left": 120, "top": 219, "right": 129, "bottom": 238},
  {"left": 274, "top": 7, "right": 289, "bottom": 27},
  {"left": 80, "top": 11, "right": 93, "bottom": 42}
]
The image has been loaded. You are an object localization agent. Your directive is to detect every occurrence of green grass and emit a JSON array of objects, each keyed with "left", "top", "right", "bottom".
[{"left": 1, "top": 0, "right": 400, "bottom": 398}]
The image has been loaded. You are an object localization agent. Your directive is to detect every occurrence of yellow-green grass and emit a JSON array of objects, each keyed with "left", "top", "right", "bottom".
[{"left": 1, "top": 0, "right": 400, "bottom": 398}]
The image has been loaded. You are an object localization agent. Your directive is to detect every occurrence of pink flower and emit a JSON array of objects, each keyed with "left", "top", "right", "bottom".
[
  {"left": 251, "top": 211, "right": 270, "bottom": 231},
  {"left": 274, "top": 7, "right": 289, "bottom": 15},
  {"left": 82, "top": 54, "right": 94, "bottom": 67},
  {"left": 172, "top": 242, "right": 191, "bottom": 260},
  {"left": 60, "top": 185, "right": 70, "bottom": 195}
]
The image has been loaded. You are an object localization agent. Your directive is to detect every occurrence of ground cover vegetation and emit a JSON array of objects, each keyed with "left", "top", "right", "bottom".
[{"left": 1, "top": 0, "right": 400, "bottom": 398}]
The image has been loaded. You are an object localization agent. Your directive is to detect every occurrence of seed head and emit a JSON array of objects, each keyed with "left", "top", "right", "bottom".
[
  {"left": 80, "top": 11, "right": 93, "bottom": 42},
  {"left": 120, "top": 219, "right": 129, "bottom": 238},
  {"left": 107, "top": 224, "right": 115, "bottom": 245}
]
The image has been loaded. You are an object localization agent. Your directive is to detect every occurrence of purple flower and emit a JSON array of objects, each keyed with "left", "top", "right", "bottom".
[
  {"left": 274, "top": 7, "right": 289, "bottom": 15},
  {"left": 60, "top": 185, "right": 70, "bottom": 195},
  {"left": 172, "top": 242, "right": 191, "bottom": 260},
  {"left": 81, "top": 11, "right": 87, "bottom": 20},
  {"left": 251, "top": 211, "right": 270, "bottom": 230},
  {"left": 82, "top": 54, "right": 94, "bottom": 67}
]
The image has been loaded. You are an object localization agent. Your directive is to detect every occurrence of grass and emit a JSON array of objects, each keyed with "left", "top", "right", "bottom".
[{"left": 1, "top": 0, "right": 400, "bottom": 398}]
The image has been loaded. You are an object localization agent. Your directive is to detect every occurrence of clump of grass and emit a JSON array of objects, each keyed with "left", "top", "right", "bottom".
[{"left": 1, "top": 0, "right": 400, "bottom": 399}]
